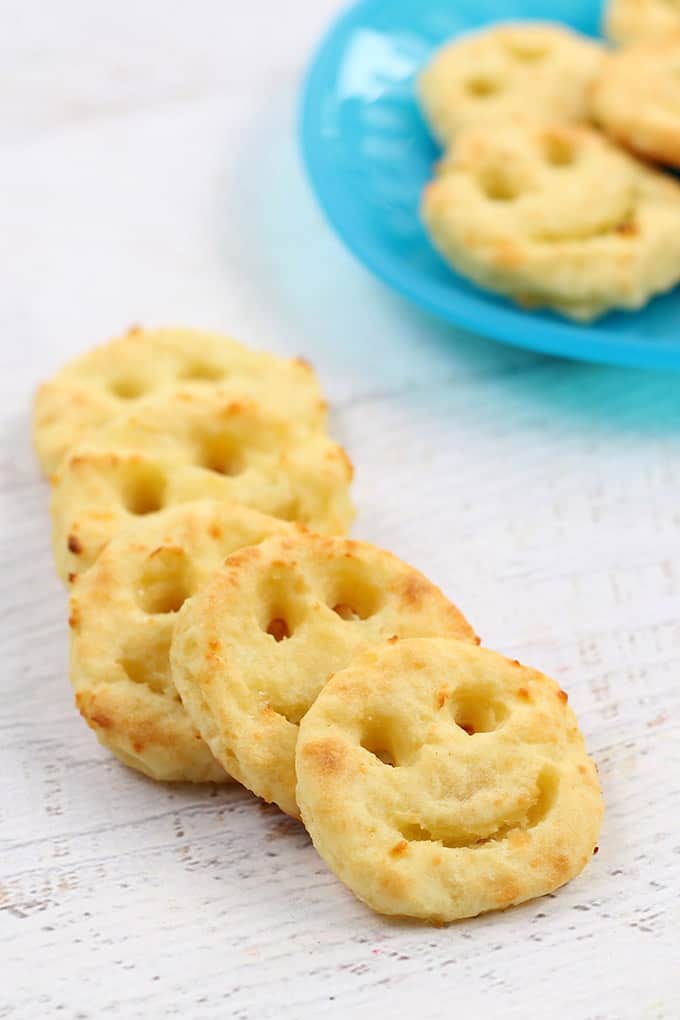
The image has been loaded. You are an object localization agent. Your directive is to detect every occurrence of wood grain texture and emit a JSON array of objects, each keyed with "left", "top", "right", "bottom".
[{"left": 1, "top": 2, "right": 679, "bottom": 1017}]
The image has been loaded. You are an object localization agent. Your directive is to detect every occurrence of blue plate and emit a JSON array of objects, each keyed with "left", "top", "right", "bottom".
[{"left": 300, "top": 0, "right": 680, "bottom": 370}]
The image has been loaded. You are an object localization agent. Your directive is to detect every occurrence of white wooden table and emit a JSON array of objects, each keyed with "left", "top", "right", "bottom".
[{"left": 2, "top": 2, "right": 679, "bottom": 1016}]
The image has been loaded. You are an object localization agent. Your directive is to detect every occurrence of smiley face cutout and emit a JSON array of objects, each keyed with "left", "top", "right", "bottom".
[{"left": 296, "top": 638, "right": 603, "bottom": 922}]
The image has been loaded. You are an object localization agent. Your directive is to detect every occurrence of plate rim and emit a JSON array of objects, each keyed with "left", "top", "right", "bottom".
[{"left": 299, "top": 0, "right": 680, "bottom": 371}]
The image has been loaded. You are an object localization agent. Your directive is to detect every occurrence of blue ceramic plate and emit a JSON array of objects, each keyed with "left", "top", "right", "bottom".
[{"left": 300, "top": 0, "right": 680, "bottom": 369}]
